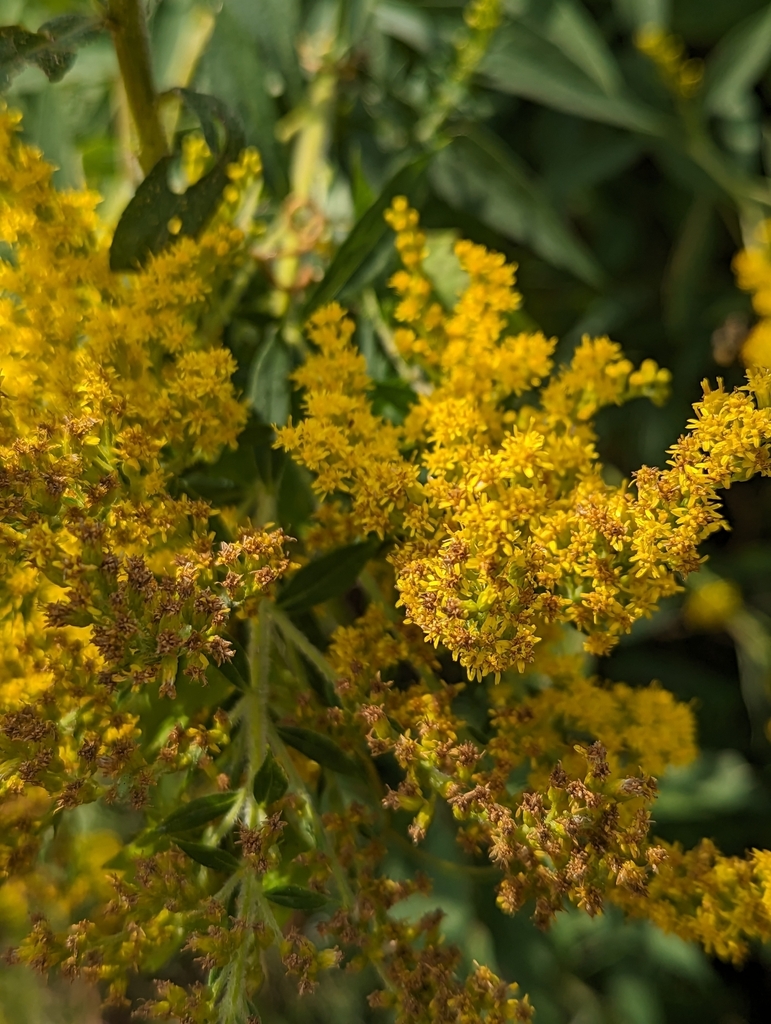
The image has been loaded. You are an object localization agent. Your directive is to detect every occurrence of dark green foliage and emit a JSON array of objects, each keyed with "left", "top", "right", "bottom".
[
  {"left": 110, "top": 90, "right": 245, "bottom": 270},
  {"left": 175, "top": 840, "right": 241, "bottom": 872},
  {"left": 253, "top": 749, "right": 290, "bottom": 805},
  {"left": 276, "top": 726, "right": 359, "bottom": 775},
  {"left": 276, "top": 540, "right": 380, "bottom": 615},
  {"left": 263, "top": 884, "right": 329, "bottom": 910}
]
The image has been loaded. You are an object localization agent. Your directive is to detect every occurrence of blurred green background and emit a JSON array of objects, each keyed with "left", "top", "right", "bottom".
[{"left": 3, "top": 0, "right": 771, "bottom": 1020}]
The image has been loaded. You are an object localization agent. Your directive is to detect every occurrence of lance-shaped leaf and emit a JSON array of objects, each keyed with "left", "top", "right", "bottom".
[
  {"left": 276, "top": 539, "right": 380, "bottom": 615},
  {"left": 703, "top": 5, "right": 771, "bottom": 120},
  {"left": 479, "top": 22, "right": 665, "bottom": 135},
  {"left": 0, "top": 15, "right": 100, "bottom": 91},
  {"left": 304, "top": 152, "right": 432, "bottom": 314},
  {"left": 155, "top": 791, "right": 239, "bottom": 835},
  {"left": 277, "top": 725, "right": 358, "bottom": 775},
  {"left": 263, "top": 884, "right": 329, "bottom": 910},
  {"left": 253, "top": 749, "right": 290, "bottom": 805},
  {"left": 431, "top": 127, "right": 605, "bottom": 287},
  {"left": 110, "top": 90, "right": 245, "bottom": 271},
  {"left": 175, "top": 840, "right": 240, "bottom": 873}
]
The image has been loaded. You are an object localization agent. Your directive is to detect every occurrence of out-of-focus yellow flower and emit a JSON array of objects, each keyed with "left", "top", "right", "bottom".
[
  {"left": 684, "top": 578, "right": 743, "bottom": 630},
  {"left": 635, "top": 26, "right": 704, "bottom": 97}
]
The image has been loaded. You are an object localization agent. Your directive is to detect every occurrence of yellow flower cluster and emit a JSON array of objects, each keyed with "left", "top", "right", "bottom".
[
  {"left": 279, "top": 196, "right": 771, "bottom": 974},
  {"left": 614, "top": 840, "right": 771, "bottom": 964},
  {"left": 0, "top": 109, "right": 249, "bottom": 468},
  {"left": 8, "top": 92, "right": 771, "bottom": 1023},
  {"left": 282, "top": 199, "right": 683, "bottom": 678}
]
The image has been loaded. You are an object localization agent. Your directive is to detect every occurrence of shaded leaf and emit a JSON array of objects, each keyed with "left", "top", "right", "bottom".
[
  {"left": 198, "top": 5, "right": 286, "bottom": 193},
  {"left": 225, "top": 0, "right": 302, "bottom": 105},
  {"left": 703, "top": 5, "right": 771, "bottom": 119},
  {"left": 253, "top": 749, "right": 290, "bottom": 805},
  {"left": 0, "top": 16, "right": 99, "bottom": 90},
  {"left": 175, "top": 840, "right": 240, "bottom": 872},
  {"left": 110, "top": 90, "right": 245, "bottom": 271},
  {"left": 374, "top": 1, "right": 436, "bottom": 53},
  {"left": 305, "top": 152, "right": 433, "bottom": 314},
  {"left": 479, "top": 23, "right": 666, "bottom": 135},
  {"left": 155, "top": 791, "right": 239, "bottom": 834},
  {"left": 247, "top": 329, "right": 292, "bottom": 426},
  {"left": 527, "top": 0, "right": 623, "bottom": 95},
  {"left": 276, "top": 539, "right": 380, "bottom": 614},
  {"left": 431, "top": 127, "right": 605, "bottom": 286},
  {"left": 263, "top": 884, "right": 329, "bottom": 910},
  {"left": 206, "top": 655, "right": 248, "bottom": 693},
  {"left": 277, "top": 725, "right": 358, "bottom": 775},
  {"left": 370, "top": 379, "right": 419, "bottom": 420}
]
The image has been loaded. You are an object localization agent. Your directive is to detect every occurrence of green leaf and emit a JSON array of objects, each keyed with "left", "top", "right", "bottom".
[
  {"left": 304, "top": 152, "right": 433, "bottom": 314},
  {"left": 205, "top": 633, "right": 249, "bottom": 691},
  {"left": 175, "top": 840, "right": 240, "bottom": 873},
  {"left": 277, "top": 726, "right": 358, "bottom": 775},
  {"left": 431, "top": 127, "right": 605, "bottom": 287},
  {"left": 611, "top": 0, "right": 668, "bottom": 32},
  {"left": 229, "top": 635, "right": 251, "bottom": 689},
  {"left": 374, "top": 1, "right": 436, "bottom": 53},
  {"left": 527, "top": 0, "right": 623, "bottom": 96},
  {"left": 253, "top": 749, "right": 290, "bottom": 805},
  {"left": 276, "top": 539, "right": 380, "bottom": 614},
  {"left": 155, "top": 791, "right": 239, "bottom": 835},
  {"left": 703, "top": 5, "right": 771, "bottom": 120},
  {"left": 109, "top": 90, "right": 245, "bottom": 271},
  {"left": 198, "top": 5, "right": 286, "bottom": 193},
  {"left": 225, "top": 0, "right": 303, "bottom": 105},
  {"left": 263, "top": 884, "right": 329, "bottom": 910},
  {"left": 479, "top": 23, "right": 666, "bottom": 135},
  {"left": 0, "top": 16, "right": 99, "bottom": 91},
  {"left": 247, "top": 329, "right": 292, "bottom": 427}
]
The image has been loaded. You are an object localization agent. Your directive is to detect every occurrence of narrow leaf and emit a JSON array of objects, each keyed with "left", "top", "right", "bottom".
[
  {"left": 277, "top": 726, "right": 358, "bottom": 775},
  {"left": 431, "top": 128, "right": 605, "bottom": 287},
  {"left": 263, "top": 884, "right": 329, "bottom": 910},
  {"left": 205, "top": 634, "right": 249, "bottom": 692},
  {"left": 479, "top": 23, "right": 666, "bottom": 135},
  {"left": 110, "top": 90, "right": 245, "bottom": 271},
  {"left": 176, "top": 840, "right": 240, "bottom": 873},
  {"left": 253, "top": 749, "right": 290, "bottom": 805},
  {"left": 247, "top": 329, "right": 292, "bottom": 426},
  {"left": 305, "top": 153, "right": 432, "bottom": 314},
  {"left": 276, "top": 539, "right": 379, "bottom": 614},
  {"left": 155, "top": 791, "right": 239, "bottom": 834},
  {"left": 703, "top": 5, "right": 771, "bottom": 119},
  {"left": 533, "top": 0, "right": 623, "bottom": 96}
]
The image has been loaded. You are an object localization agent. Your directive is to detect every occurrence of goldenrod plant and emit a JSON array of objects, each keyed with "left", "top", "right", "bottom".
[{"left": 5, "top": 0, "right": 771, "bottom": 1022}]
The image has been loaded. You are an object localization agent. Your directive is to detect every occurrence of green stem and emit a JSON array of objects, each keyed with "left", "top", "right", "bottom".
[
  {"left": 248, "top": 608, "right": 273, "bottom": 776},
  {"left": 106, "top": 0, "right": 168, "bottom": 174}
]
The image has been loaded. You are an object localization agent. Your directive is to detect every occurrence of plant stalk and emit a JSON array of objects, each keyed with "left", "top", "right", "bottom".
[{"left": 106, "top": 0, "right": 168, "bottom": 174}]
